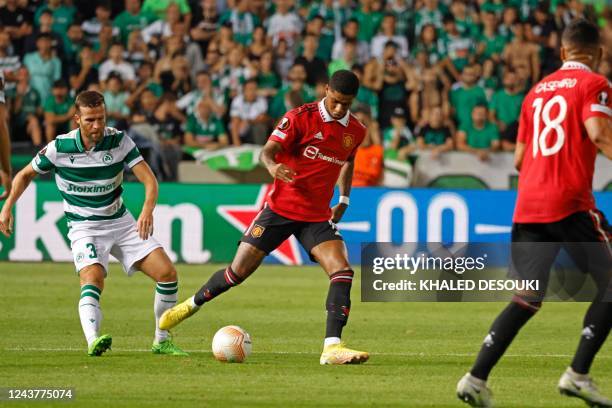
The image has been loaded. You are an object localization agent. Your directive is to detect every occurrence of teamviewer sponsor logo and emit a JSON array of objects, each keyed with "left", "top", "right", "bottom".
[
  {"left": 303, "top": 145, "right": 319, "bottom": 159},
  {"left": 303, "top": 145, "right": 346, "bottom": 166}
]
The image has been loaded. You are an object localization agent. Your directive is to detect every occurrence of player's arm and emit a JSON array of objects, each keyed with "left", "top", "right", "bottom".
[
  {"left": 331, "top": 157, "right": 354, "bottom": 223},
  {"left": 514, "top": 141, "right": 526, "bottom": 171},
  {"left": 0, "top": 102, "right": 11, "bottom": 199},
  {"left": 260, "top": 139, "right": 296, "bottom": 182},
  {"left": 585, "top": 117, "right": 612, "bottom": 159},
  {"left": 0, "top": 164, "right": 38, "bottom": 236},
  {"left": 131, "top": 160, "right": 158, "bottom": 240},
  {"left": 581, "top": 78, "right": 612, "bottom": 160}
]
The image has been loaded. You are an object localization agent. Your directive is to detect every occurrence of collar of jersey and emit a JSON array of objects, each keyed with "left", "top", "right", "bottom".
[
  {"left": 318, "top": 98, "right": 350, "bottom": 127},
  {"left": 75, "top": 128, "right": 106, "bottom": 153},
  {"left": 561, "top": 61, "right": 592, "bottom": 72}
]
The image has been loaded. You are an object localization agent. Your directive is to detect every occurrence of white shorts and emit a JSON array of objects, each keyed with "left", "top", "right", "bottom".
[{"left": 68, "top": 211, "right": 162, "bottom": 276}]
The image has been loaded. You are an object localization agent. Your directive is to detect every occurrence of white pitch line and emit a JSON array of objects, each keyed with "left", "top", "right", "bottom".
[{"left": 4, "top": 347, "right": 611, "bottom": 359}]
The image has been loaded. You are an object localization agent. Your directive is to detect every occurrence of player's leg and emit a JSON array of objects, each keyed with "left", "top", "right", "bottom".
[
  {"left": 300, "top": 221, "right": 368, "bottom": 365},
  {"left": 71, "top": 233, "right": 113, "bottom": 356},
  {"left": 78, "top": 264, "right": 112, "bottom": 356},
  {"left": 107, "top": 213, "right": 187, "bottom": 355},
  {"left": 160, "top": 205, "right": 295, "bottom": 331},
  {"left": 458, "top": 223, "right": 558, "bottom": 406},
  {"left": 556, "top": 211, "right": 612, "bottom": 406},
  {"left": 134, "top": 247, "right": 188, "bottom": 356}
]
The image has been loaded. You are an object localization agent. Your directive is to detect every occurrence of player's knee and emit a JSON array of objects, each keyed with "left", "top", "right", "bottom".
[
  {"left": 79, "top": 264, "right": 105, "bottom": 290},
  {"left": 157, "top": 265, "right": 177, "bottom": 283},
  {"left": 512, "top": 295, "right": 542, "bottom": 313}
]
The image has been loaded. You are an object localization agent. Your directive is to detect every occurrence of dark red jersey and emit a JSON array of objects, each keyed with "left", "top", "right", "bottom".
[
  {"left": 514, "top": 61, "right": 612, "bottom": 223},
  {"left": 267, "top": 99, "right": 366, "bottom": 222}
]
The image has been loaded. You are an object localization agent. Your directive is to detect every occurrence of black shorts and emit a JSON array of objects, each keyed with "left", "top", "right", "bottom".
[
  {"left": 240, "top": 205, "right": 343, "bottom": 261},
  {"left": 511, "top": 210, "right": 612, "bottom": 300}
]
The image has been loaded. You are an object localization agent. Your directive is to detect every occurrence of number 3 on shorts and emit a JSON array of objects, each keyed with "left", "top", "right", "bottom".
[{"left": 86, "top": 243, "right": 98, "bottom": 259}]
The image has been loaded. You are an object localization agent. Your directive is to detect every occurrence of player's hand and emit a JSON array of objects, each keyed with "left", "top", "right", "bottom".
[
  {"left": 331, "top": 203, "right": 348, "bottom": 223},
  {"left": 477, "top": 150, "right": 490, "bottom": 162},
  {"left": 0, "top": 170, "right": 12, "bottom": 200},
  {"left": 269, "top": 163, "right": 296, "bottom": 183},
  {"left": 0, "top": 207, "right": 13, "bottom": 237},
  {"left": 137, "top": 210, "right": 154, "bottom": 240}
]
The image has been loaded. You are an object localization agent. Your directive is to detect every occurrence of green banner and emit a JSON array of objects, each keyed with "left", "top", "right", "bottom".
[{"left": 0, "top": 181, "right": 267, "bottom": 264}]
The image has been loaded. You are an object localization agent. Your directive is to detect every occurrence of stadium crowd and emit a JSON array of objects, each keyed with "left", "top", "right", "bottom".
[{"left": 0, "top": 0, "right": 610, "bottom": 182}]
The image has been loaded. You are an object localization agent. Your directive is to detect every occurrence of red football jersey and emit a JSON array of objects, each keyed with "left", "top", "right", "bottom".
[
  {"left": 514, "top": 61, "right": 612, "bottom": 223},
  {"left": 267, "top": 99, "right": 366, "bottom": 222}
]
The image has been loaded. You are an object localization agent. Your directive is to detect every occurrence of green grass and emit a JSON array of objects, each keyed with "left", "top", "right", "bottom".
[{"left": 0, "top": 263, "right": 610, "bottom": 407}]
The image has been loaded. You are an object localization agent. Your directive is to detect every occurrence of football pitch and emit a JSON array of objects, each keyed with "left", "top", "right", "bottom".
[{"left": 1, "top": 263, "right": 611, "bottom": 407}]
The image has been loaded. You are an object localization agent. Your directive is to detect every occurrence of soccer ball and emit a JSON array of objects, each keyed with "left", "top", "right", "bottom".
[{"left": 211, "top": 325, "right": 252, "bottom": 363}]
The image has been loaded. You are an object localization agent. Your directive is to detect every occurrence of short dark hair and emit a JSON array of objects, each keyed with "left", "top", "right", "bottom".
[
  {"left": 329, "top": 70, "right": 360, "bottom": 96},
  {"left": 562, "top": 18, "right": 600, "bottom": 50},
  {"left": 37, "top": 33, "right": 53, "bottom": 41},
  {"left": 52, "top": 79, "right": 68, "bottom": 89},
  {"left": 75, "top": 90, "right": 105, "bottom": 112}
]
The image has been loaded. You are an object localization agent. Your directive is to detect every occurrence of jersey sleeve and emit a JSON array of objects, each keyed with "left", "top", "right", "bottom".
[
  {"left": 121, "top": 134, "right": 144, "bottom": 168},
  {"left": 582, "top": 76, "right": 612, "bottom": 122},
  {"left": 269, "top": 110, "right": 301, "bottom": 149},
  {"left": 31, "top": 141, "right": 57, "bottom": 174}
]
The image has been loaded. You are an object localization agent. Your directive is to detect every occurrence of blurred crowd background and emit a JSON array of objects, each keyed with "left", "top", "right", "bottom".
[{"left": 0, "top": 0, "right": 610, "bottom": 184}]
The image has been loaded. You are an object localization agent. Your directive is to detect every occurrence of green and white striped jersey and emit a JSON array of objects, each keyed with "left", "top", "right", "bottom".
[{"left": 31, "top": 127, "right": 144, "bottom": 222}]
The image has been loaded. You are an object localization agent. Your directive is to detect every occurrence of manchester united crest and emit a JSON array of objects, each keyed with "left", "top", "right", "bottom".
[
  {"left": 250, "top": 224, "right": 265, "bottom": 238},
  {"left": 342, "top": 133, "right": 354, "bottom": 150}
]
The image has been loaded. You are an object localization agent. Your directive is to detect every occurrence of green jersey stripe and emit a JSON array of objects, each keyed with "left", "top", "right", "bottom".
[
  {"left": 80, "top": 291, "right": 100, "bottom": 301},
  {"left": 95, "top": 131, "right": 125, "bottom": 151},
  {"left": 81, "top": 284, "right": 101, "bottom": 294},
  {"left": 65, "top": 205, "right": 127, "bottom": 221},
  {"left": 124, "top": 146, "right": 141, "bottom": 166},
  {"left": 56, "top": 162, "right": 124, "bottom": 182},
  {"left": 55, "top": 138, "right": 81, "bottom": 154},
  {"left": 60, "top": 188, "right": 123, "bottom": 209},
  {"left": 34, "top": 154, "right": 54, "bottom": 172}
]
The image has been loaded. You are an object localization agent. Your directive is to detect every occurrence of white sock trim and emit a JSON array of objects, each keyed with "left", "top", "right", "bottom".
[{"left": 324, "top": 337, "right": 342, "bottom": 347}]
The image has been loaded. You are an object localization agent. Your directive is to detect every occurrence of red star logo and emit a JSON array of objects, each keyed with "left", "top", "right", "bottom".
[{"left": 216, "top": 185, "right": 303, "bottom": 265}]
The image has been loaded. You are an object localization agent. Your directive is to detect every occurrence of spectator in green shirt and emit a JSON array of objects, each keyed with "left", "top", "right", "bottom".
[
  {"left": 414, "top": 0, "right": 445, "bottom": 35},
  {"left": 102, "top": 74, "right": 131, "bottom": 129},
  {"left": 416, "top": 106, "right": 454, "bottom": 159},
  {"left": 114, "top": 0, "right": 156, "bottom": 45},
  {"left": 489, "top": 69, "right": 524, "bottom": 151},
  {"left": 351, "top": 0, "right": 384, "bottom": 42},
  {"left": 351, "top": 64, "right": 379, "bottom": 120},
  {"left": 9, "top": 67, "right": 43, "bottom": 147},
  {"left": 411, "top": 23, "right": 444, "bottom": 66},
  {"left": 450, "top": 64, "right": 487, "bottom": 128},
  {"left": 328, "top": 39, "right": 357, "bottom": 77},
  {"left": 477, "top": 11, "right": 507, "bottom": 64},
  {"left": 268, "top": 64, "right": 315, "bottom": 120},
  {"left": 43, "top": 79, "right": 75, "bottom": 142},
  {"left": 184, "top": 98, "right": 229, "bottom": 150},
  {"left": 142, "top": 0, "right": 191, "bottom": 26},
  {"left": 219, "top": 0, "right": 260, "bottom": 46},
  {"left": 23, "top": 33, "right": 61, "bottom": 103},
  {"left": 34, "top": 0, "right": 76, "bottom": 37},
  {"left": 457, "top": 104, "right": 500, "bottom": 161},
  {"left": 256, "top": 51, "right": 281, "bottom": 99},
  {"left": 439, "top": 14, "right": 475, "bottom": 81},
  {"left": 383, "top": 107, "right": 416, "bottom": 160}
]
